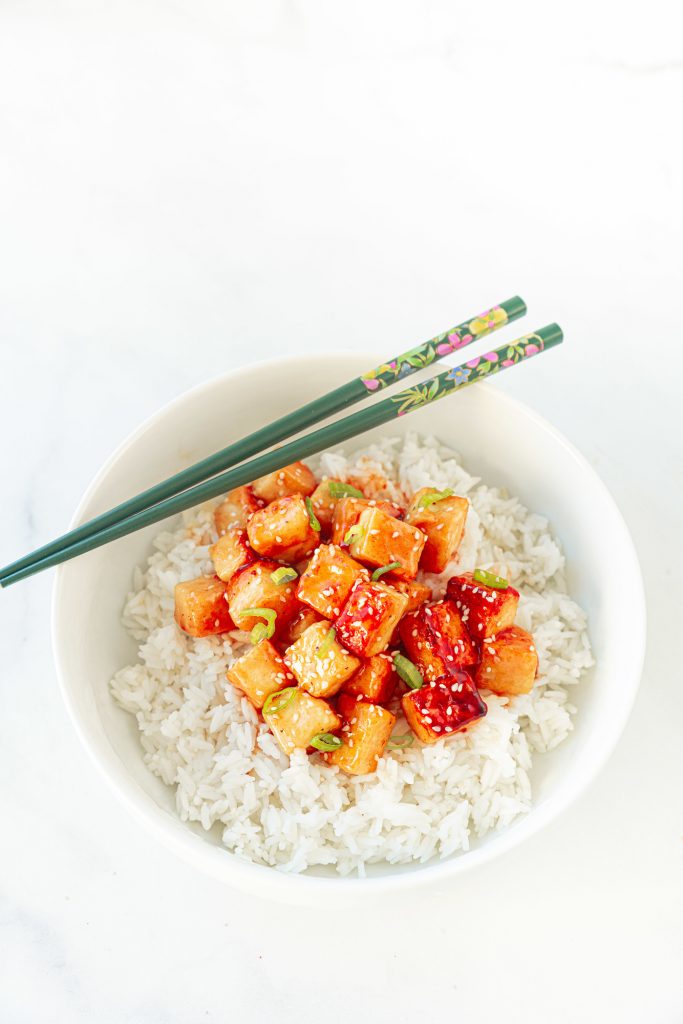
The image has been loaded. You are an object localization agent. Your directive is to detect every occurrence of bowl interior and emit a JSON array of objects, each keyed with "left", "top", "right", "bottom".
[{"left": 53, "top": 353, "right": 644, "bottom": 899}]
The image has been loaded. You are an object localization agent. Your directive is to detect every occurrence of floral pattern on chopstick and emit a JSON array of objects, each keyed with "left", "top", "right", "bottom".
[
  {"left": 390, "top": 333, "right": 544, "bottom": 416},
  {"left": 360, "top": 305, "right": 509, "bottom": 392}
]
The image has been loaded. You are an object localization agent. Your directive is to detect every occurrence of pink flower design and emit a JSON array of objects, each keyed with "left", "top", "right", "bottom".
[
  {"left": 363, "top": 378, "right": 380, "bottom": 391},
  {"left": 525, "top": 343, "right": 539, "bottom": 356},
  {"left": 436, "top": 342, "right": 453, "bottom": 356},
  {"left": 466, "top": 357, "right": 481, "bottom": 369},
  {"left": 502, "top": 359, "right": 514, "bottom": 367},
  {"left": 483, "top": 351, "right": 499, "bottom": 362}
]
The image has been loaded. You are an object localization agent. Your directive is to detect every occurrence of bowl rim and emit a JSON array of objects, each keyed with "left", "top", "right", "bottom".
[{"left": 52, "top": 350, "right": 646, "bottom": 898}]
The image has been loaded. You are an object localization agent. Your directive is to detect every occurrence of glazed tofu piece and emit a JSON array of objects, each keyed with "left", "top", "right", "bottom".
[
  {"left": 326, "top": 701, "right": 396, "bottom": 775},
  {"left": 399, "top": 600, "right": 478, "bottom": 682},
  {"left": 402, "top": 670, "right": 487, "bottom": 744},
  {"left": 214, "top": 486, "right": 262, "bottom": 536},
  {"left": 406, "top": 488, "right": 469, "bottom": 573},
  {"left": 348, "top": 507, "right": 426, "bottom": 580},
  {"left": 174, "top": 576, "right": 234, "bottom": 637},
  {"left": 446, "top": 572, "right": 520, "bottom": 639},
  {"left": 209, "top": 528, "right": 254, "bottom": 582},
  {"left": 285, "top": 622, "right": 361, "bottom": 698},
  {"left": 276, "top": 606, "right": 324, "bottom": 650},
  {"left": 330, "top": 497, "right": 403, "bottom": 546},
  {"left": 264, "top": 688, "right": 341, "bottom": 755},
  {"left": 296, "top": 543, "right": 369, "bottom": 619},
  {"left": 247, "top": 494, "right": 321, "bottom": 562},
  {"left": 385, "top": 576, "right": 433, "bottom": 614},
  {"left": 226, "top": 559, "right": 300, "bottom": 633},
  {"left": 335, "top": 581, "right": 408, "bottom": 658},
  {"left": 252, "top": 461, "right": 316, "bottom": 503},
  {"left": 308, "top": 479, "right": 349, "bottom": 532},
  {"left": 342, "top": 653, "right": 397, "bottom": 704},
  {"left": 226, "top": 639, "right": 294, "bottom": 709},
  {"left": 475, "top": 625, "right": 538, "bottom": 696}
]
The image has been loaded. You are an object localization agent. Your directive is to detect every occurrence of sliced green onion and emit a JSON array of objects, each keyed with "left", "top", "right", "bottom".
[
  {"left": 310, "top": 732, "right": 342, "bottom": 751},
  {"left": 343, "top": 524, "right": 364, "bottom": 545},
  {"left": 417, "top": 488, "right": 454, "bottom": 509},
  {"left": 387, "top": 733, "right": 415, "bottom": 750},
  {"left": 238, "top": 607, "right": 277, "bottom": 642},
  {"left": 327, "top": 481, "right": 364, "bottom": 499},
  {"left": 372, "top": 561, "right": 401, "bottom": 581},
  {"left": 263, "top": 687, "right": 297, "bottom": 716},
  {"left": 393, "top": 653, "right": 424, "bottom": 690},
  {"left": 305, "top": 496, "right": 321, "bottom": 532},
  {"left": 270, "top": 566, "right": 298, "bottom": 585},
  {"left": 473, "top": 568, "right": 509, "bottom": 590},
  {"left": 316, "top": 626, "right": 336, "bottom": 659}
]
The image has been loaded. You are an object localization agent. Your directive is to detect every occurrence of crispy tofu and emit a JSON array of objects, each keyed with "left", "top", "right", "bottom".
[
  {"left": 348, "top": 507, "right": 426, "bottom": 580},
  {"left": 475, "top": 625, "right": 538, "bottom": 695},
  {"left": 276, "top": 606, "right": 324, "bottom": 650},
  {"left": 402, "top": 670, "right": 487, "bottom": 744},
  {"left": 174, "top": 575, "right": 234, "bottom": 637},
  {"left": 308, "top": 479, "right": 348, "bottom": 533},
  {"left": 335, "top": 580, "right": 408, "bottom": 658},
  {"left": 399, "top": 600, "right": 478, "bottom": 682},
  {"left": 406, "top": 488, "right": 469, "bottom": 573},
  {"left": 264, "top": 688, "right": 340, "bottom": 755},
  {"left": 214, "top": 486, "right": 262, "bottom": 536},
  {"left": 247, "top": 494, "right": 321, "bottom": 562},
  {"left": 446, "top": 572, "right": 520, "bottom": 639},
  {"left": 296, "top": 543, "right": 369, "bottom": 619},
  {"left": 226, "top": 639, "right": 294, "bottom": 709},
  {"left": 385, "top": 576, "right": 433, "bottom": 614},
  {"left": 252, "top": 461, "right": 316, "bottom": 503},
  {"left": 209, "top": 528, "right": 254, "bottom": 582},
  {"left": 285, "top": 622, "right": 361, "bottom": 698},
  {"left": 326, "top": 701, "right": 396, "bottom": 775},
  {"left": 226, "top": 559, "right": 300, "bottom": 634},
  {"left": 342, "top": 653, "right": 397, "bottom": 704},
  {"left": 330, "top": 497, "right": 403, "bottom": 546}
]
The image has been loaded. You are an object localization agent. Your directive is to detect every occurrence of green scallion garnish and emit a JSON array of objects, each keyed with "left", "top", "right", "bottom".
[
  {"left": 393, "top": 653, "right": 424, "bottom": 690},
  {"left": 238, "top": 607, "right": 277, "bottom": 643},
  {"left": 316, "top": 626, "right": 336, "bottom": 659},
  {"left": 371, "top": 561, "right": 401, "bottom": 581},
  {"left": 310, "top": 732, "right": 342, "bottom": 751},
  {"left": 417, "top": 488, "right": 454, "bottom": 509},
  {"left": 270, "top": 566, "right": 298, "bottom": 585},
  {"left": 262, "top": 687, "right": 297, "bottom": 716},
  {"left": 387, "top": 733, "right": 415, "bottom": 750},
  {"left": 473, "top": 568, "right": 509, "bottom": 590},
  {"left": 343, "top": 524, "right": 364, "bottom": 545},
  {"left": 305, "top": 496, "right": 321, "bottom": 532},
  {"left": 327, "top": 481, "right": 364, "bottom": 499}
]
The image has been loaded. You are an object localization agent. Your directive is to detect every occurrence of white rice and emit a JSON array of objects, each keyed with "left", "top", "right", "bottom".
[{"left": 110, "top": 434, "right": 593, "bottom": 875}]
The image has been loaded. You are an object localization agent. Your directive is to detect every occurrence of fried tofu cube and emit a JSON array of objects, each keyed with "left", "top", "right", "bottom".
[
  {"left": 406, "top": 488, "right": 469, "bottom": 573},
  {"left": 174, "top": 575, "right": 234, "bottom": 637},
  {"left": 252, "top": 461, "right": 316, "bottom": 503},
  {"left": 326, "top": 701, "right": 396, "bottom": 775},
  {"left": 446, "top": 572, "right": 520, "bottom": 639},
  {"left": 399, "top": 600, "right": 478, "bottom": 682},
  {"left": 475, "top": 626, "right": 538, "bottom": 695},
  {"left": 308, "top": 479, "right": 348, "bottom": 532},
  {"left": 209, "top": 528, "right": 254, "bottom": 582},
  {"left": 276, "top": 606, "right": 324, "bottom": 650},
  {"left": 296, "top": 543, "right": 369, "bottom": 619},
  {"left": 226, "top": 639, "right": 294, "bottom": 709},
  {"left": 226, "top": 559, "right": 300, "bottom": 633},
  {"left": 284, "top": 622, "right": 361, "bottom": 698},
  {"left": 330, "top": 497, "right": 403, "bottom": 546},
  {"left": 402, "top": 670, "right": 487, "bottom": 744},
  {"left": 247, "top": 494, "right": 321, "bottom": 562},
  {"left": 214, "top": 486, "right": 262, "bottom": 536},
  {"left": 264, "top": 688, "right": 340, "bottom": 755},
  {"left": 386, "top": 576, "right": 433, "bottom": 614},
  {"left": 335, "top": 581, "right": 408, "bottom": 658},
  {"left": 342, "top": 653, "right": 397, "bottom": 704},
  {"left": 349, "top": 507, "right": 426, "bottom": 580}
]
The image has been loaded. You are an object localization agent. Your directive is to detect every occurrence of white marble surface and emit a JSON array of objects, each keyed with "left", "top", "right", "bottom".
[{"left": 1, "top": 2, "right": 682, "bottom": 1021}]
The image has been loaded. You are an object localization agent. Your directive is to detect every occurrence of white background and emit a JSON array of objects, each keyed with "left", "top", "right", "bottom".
[{"left": 1, "top": 2, "right": 682, "bottom": 1021}]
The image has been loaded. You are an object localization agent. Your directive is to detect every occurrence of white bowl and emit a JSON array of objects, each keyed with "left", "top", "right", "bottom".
[{"left": 52, "top": 353, "right": 645, "bottom": 904}]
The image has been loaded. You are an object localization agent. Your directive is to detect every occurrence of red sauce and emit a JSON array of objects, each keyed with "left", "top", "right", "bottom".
[{"left": 409, "top": 669, "right": 487, "bottom": 735}]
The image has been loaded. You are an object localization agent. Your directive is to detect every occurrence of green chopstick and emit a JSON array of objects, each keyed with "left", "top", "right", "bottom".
[
  {"left": 0, "top": 323, "right": 562, "bottom": 587},
  {"left": 0, "top": 296, "right": 525, "bottom": 583}
]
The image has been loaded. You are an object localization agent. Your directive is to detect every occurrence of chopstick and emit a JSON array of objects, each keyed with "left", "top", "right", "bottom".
[
  {"left": 0, "top": 296, "right": 525, "bottom": 584},
  {"left": 0, "top": 323, "right": 562, "bottom": 587}
]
